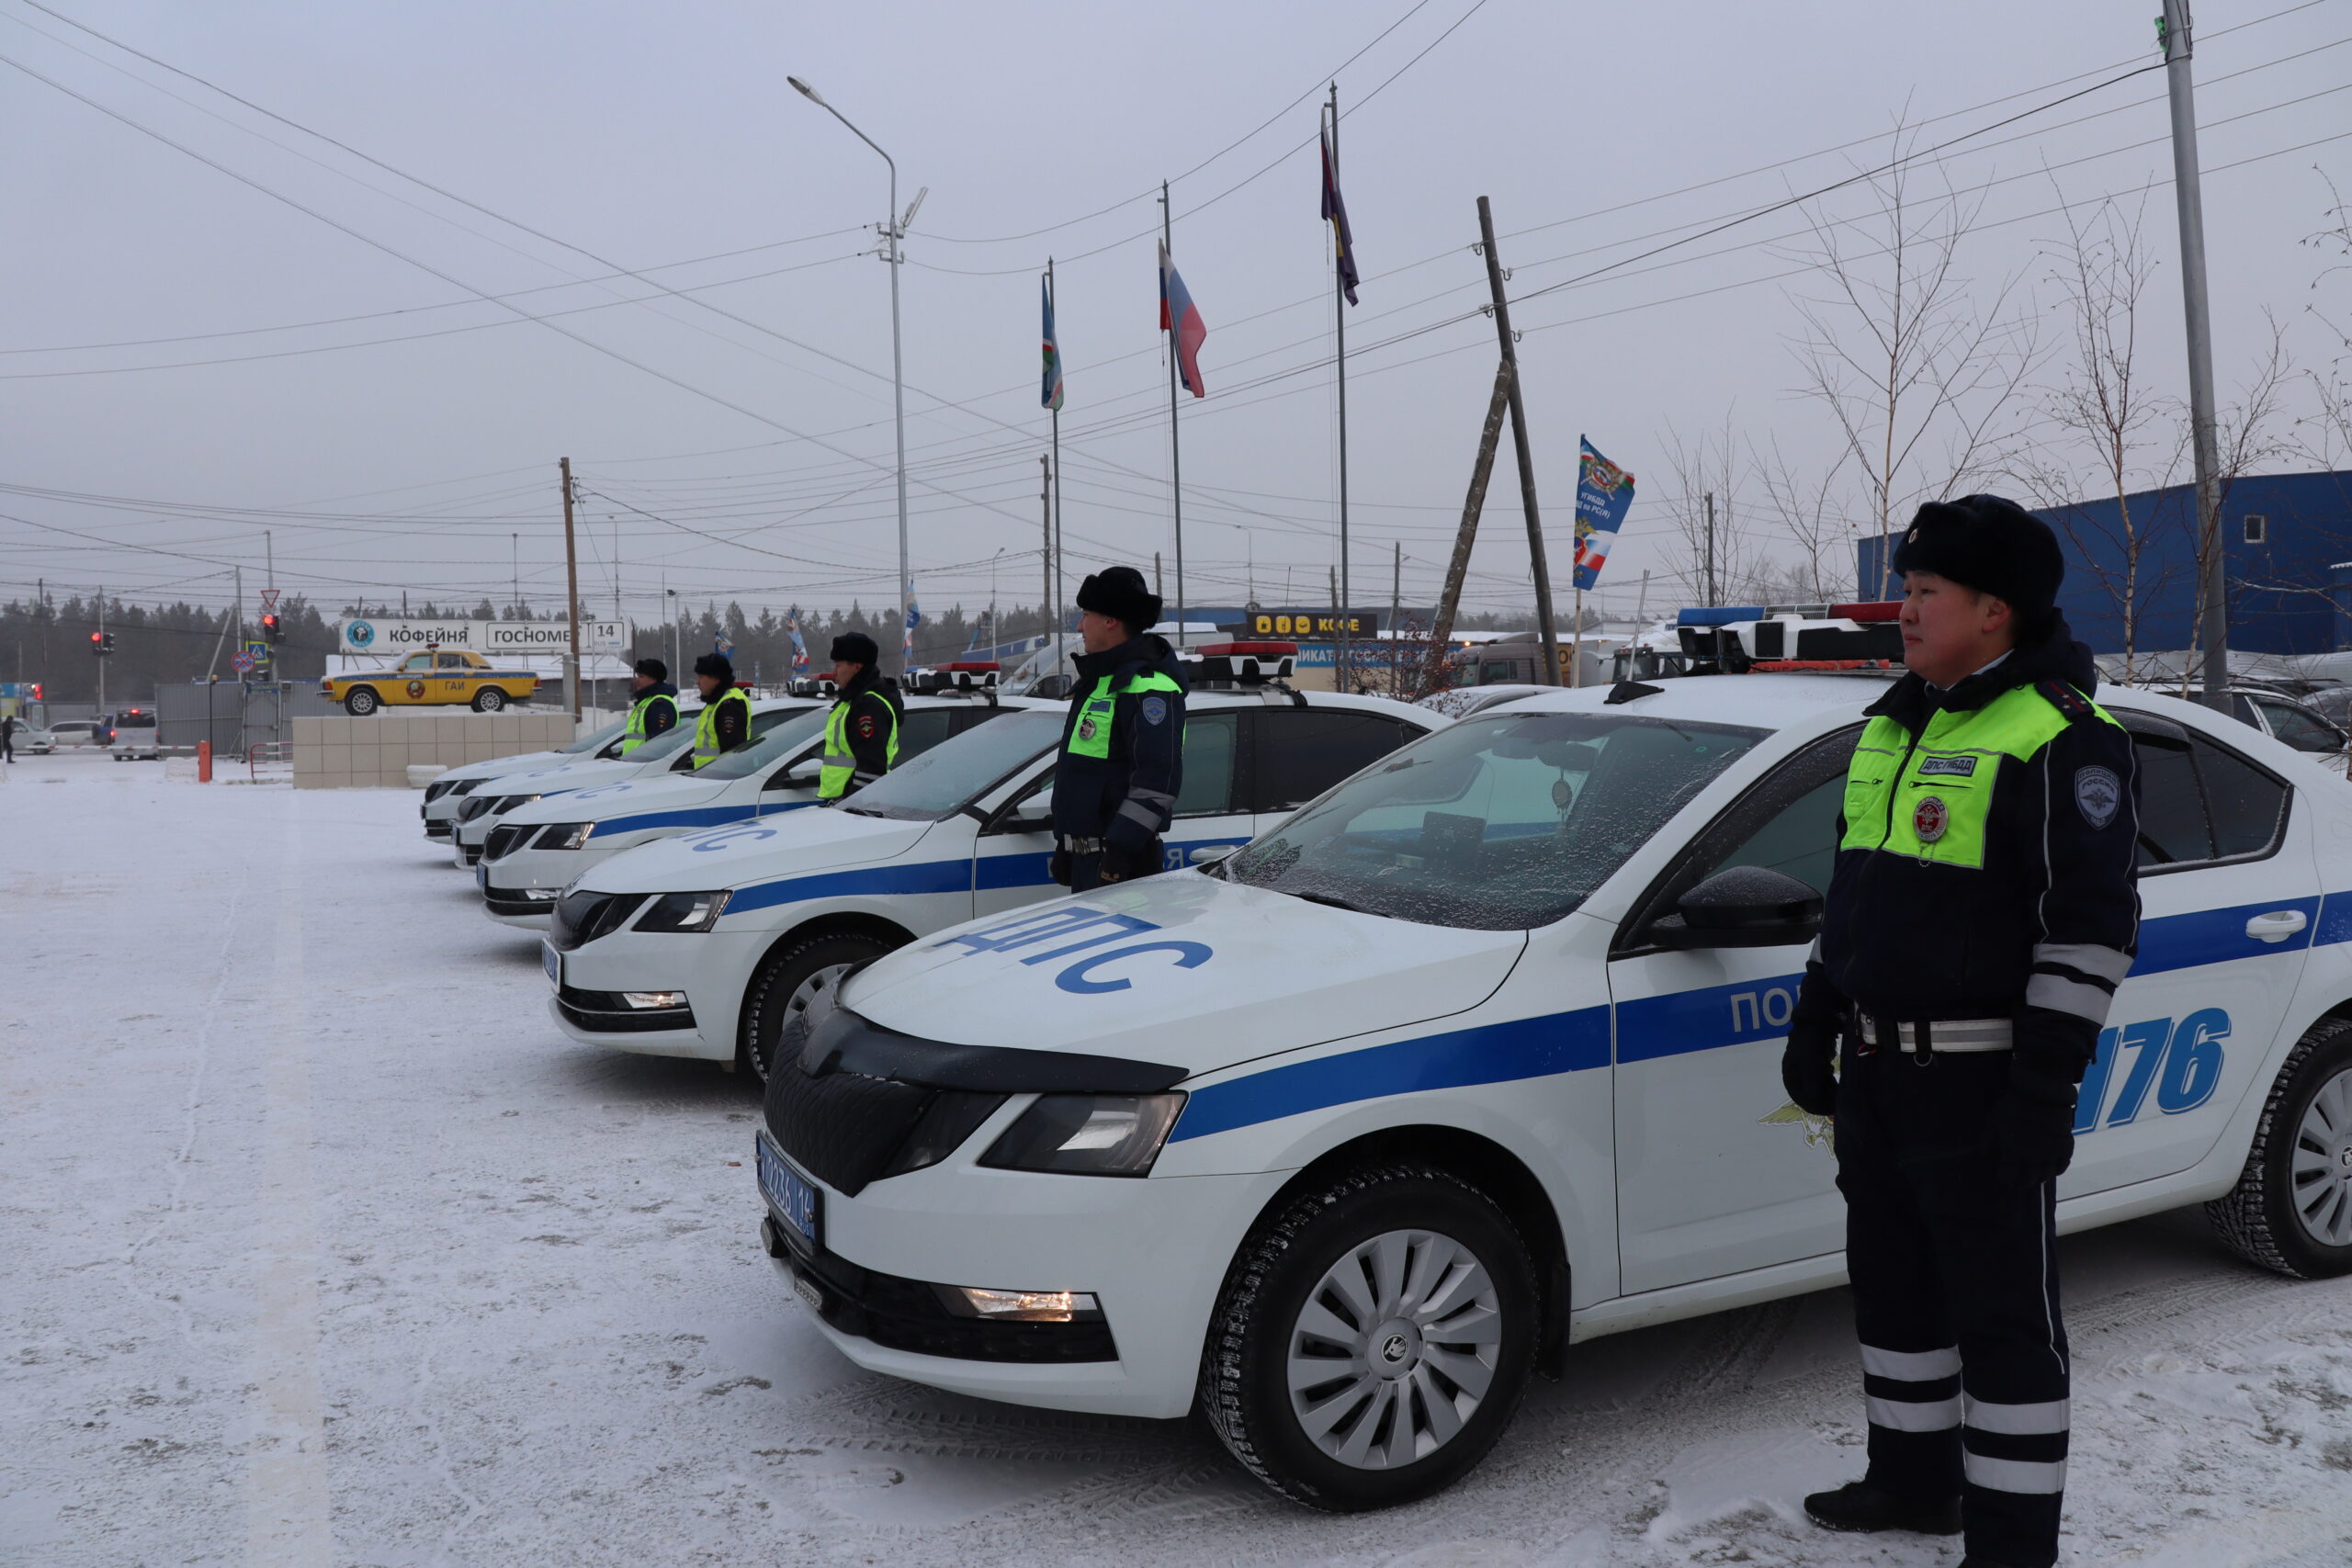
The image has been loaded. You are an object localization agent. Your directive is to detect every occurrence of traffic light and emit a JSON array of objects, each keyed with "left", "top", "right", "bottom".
[
  {"left": 29, "top": 683, "right": 40, "bottom": 701},
  {"left": 89, "top": 631, "right": 113, "bottom": 657},
  {"left": 261, "top": 612, "right": 282, "bottom": 643}
]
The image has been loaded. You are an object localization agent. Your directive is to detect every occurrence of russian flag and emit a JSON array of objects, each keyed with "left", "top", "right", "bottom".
[{"left": 1158, "top": 240, "right": 1207, "bottom": 398}]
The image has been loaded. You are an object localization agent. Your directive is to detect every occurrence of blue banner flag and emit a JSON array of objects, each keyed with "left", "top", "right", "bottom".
[
  {"left": 1320, "top": 128, "right": 1359, "bottom": 306},
  {"left": 1572, "top": 438, "right": 1635, "bottom": 592},
  {"left": 1041, "top": 274, "right": 1065, "bottom": 412}
]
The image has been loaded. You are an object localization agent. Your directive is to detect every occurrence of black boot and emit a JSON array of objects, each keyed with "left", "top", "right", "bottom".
[{"left": 1802, "top": 1480, "right": 1962, "bottom": 1535}]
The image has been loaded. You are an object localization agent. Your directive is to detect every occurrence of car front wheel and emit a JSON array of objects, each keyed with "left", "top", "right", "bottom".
[
  {"left": 344, "top": 687, "right": 379, "bottom": 716},
  {"left": 2209, "top": 1017, "right": 2352, "bottom": 1279},
  {"left": 1200, "top": 1164, "right": 1538, "bottom": 1510},
  {"left": 738, "top": 931, "right": 894, "bottom": 1083}
]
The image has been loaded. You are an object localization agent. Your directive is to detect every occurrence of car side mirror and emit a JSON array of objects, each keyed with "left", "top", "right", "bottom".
[
  {"left": 1648, "top": 865, "right": 1822, "bottom": 951},
  {"left": 1003, "top": 790, "right": 1053, "bottom": 831}
]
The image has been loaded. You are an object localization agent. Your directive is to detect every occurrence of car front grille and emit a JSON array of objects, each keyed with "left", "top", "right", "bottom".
[{"left": 548, "top": 890, "right": 647, "bottom": 950}]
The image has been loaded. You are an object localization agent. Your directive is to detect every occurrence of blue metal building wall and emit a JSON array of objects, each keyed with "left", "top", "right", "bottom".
[{"left": 1854, "top": 470, "right": 2352, "bottom": 655}]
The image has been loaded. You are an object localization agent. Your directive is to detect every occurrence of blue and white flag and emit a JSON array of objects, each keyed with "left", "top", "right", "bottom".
[{"left": 1572, "top": 438, "right": 1636, "bottom": 592}]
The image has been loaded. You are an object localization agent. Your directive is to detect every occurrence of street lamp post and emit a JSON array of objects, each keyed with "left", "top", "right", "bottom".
[{"left": 789, "top": 75, "right": 917, "bottom": 677}]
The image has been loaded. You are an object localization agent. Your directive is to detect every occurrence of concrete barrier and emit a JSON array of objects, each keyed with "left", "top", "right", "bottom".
[{"left": 290, "top": 711, "right": 580, "bottom": 789}]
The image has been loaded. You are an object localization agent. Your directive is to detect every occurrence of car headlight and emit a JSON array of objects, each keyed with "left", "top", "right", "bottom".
[
  {"left": 978, "top": 1093, "right": 1187, "bottom": 1177},
  {"left": 491, "top": 793, "right": 541, "bottom": 816},
  {"left": 537, "top": 822, "right": 594, "bottom": 850},
  {"left": 634, "top": 890, "right": 731, "bottom": 933}
]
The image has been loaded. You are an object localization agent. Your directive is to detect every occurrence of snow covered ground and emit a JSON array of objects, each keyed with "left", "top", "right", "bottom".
[{"left": 6, "top": 750, "right": 2352, "bottom": 1567}]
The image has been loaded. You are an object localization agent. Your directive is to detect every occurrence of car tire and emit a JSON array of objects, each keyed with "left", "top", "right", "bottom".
[
  {"left": 344, "top": 687, "right": 379, "bottom": 716},
  {"left": 2208, "top": 1017, "right": 2352, "bottom": 1280},
  {"left": 737, "top": 931, "right": 896, "bottom": 1083},
  {"left": 472, "top": 688, "right": 507, "bottom": 713},
  {"left": 1199, "top": 1164, "right": 1538, "bottom": 1510}
]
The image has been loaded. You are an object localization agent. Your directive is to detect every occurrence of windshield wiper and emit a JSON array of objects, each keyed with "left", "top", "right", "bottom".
[
  {"left": 1289, "top": 888, "right": 1376, "bottom": 915},
  {"left": 842, "top": 804, "right": 888, "bottom": 818}
]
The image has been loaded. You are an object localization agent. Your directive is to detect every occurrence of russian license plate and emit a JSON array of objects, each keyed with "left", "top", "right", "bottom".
[
  {"left": 757, "top": 1133, "right": 821, "bottom": 1252},
  {"left": 476, "top": 862, "right": 489, "bottom": 890},
  {"left": 541, "top": 942, "right": 560, "bottom": 989}
]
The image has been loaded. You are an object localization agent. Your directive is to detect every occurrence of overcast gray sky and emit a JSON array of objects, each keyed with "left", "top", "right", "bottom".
[{"left": 2, "top": 0, "right": 2346, "bottom": 630}]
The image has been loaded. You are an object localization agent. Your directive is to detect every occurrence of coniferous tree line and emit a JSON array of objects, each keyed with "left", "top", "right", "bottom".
[{"left": 1, "top": 589, "right": 1551, "bottom": 705}]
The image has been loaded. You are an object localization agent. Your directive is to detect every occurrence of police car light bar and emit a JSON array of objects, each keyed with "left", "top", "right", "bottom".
[
  {"left": 1671, "top": 604, "right": 1904, "bottom": 671},
  {"left": 934, "top": 660, "right": 1001, "bottom": 673},
  {"left": 1181, "top": 642, "right": 1296, "bottom": 686},
  {"left": 1194, "top": 641, "right": 1298, "bottom": 658}
]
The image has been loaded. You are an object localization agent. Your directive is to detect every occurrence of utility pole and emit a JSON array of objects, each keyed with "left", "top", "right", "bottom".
[
  {"left": 1426, "top": 360, "right": 1518, "bottom": 693},
  {"left": 1476, "top": 197, "right": 1561, "bottom": 684},
  {"left": 1327, "top": 85, "right": 1352, "bottom": 684},
  {"left": 1329, "top": 566, "right": 1341, "bottom": 691},
  {"left": 2161, "top": 0, "right": 2229, "bottom": 712},
  {"left": 96, "top": 581, "right": 106, "bottom": 713},
  {"left": 1703, "top": 491, "right": 1718, "bottom": 607},
  {"left": 1040, "top": 455, "right": 1052, "bottom": 664},
  {"left": 560, "top": 457, "right": 582, "bottom": 721},
  {"left": 1390, "top": 540, "right": 1402, "bottom": 696}
]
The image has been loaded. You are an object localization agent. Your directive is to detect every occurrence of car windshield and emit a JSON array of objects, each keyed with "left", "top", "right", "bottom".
[
  {"left": 842, "top": 710, "right": 1061, "bottom": 821},
  {"left": 695, "top": 707, "right": 830, "bottom": 781},
  {"left": 629, "top": 720, "right": 701, "bottom": 762},
  {"left": 561, "top": 716, "right": 631, "bottom": 755},
  {"left": 1225, "top": 710, "right": 1767, "bottom": 931}
]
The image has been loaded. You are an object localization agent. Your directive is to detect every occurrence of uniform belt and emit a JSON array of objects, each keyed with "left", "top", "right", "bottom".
[
  {"left": 1856, "top": 1016, "right": 2013, "bottom": 1055},
  {"left": 1059, "top": 835, "right": 1104, "bottom": 854}
]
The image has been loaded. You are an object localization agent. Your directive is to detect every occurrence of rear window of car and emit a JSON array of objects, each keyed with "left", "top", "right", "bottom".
[{"left": 115, "top": 714, "right": 156, "bottom": 728}]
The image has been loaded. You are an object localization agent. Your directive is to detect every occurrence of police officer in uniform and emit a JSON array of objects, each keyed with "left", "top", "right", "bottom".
[
  {"left": 819, "top": 632, "right": 902, "bottom": 802},
  {"left": 1785, "top": 495, "right": 2139, "bottom": 1568},
  {"left": 687, "top": 651, "right": 752, "bottom": 769},
  {"left": 619, "top": 658, "right": 679, "bottom": 754},
  {"left": 1050, "top": 566, "right": 1187, "bottom": 893}
]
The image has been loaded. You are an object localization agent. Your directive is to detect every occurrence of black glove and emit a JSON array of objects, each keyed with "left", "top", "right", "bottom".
[
  {"left": 1781, "top": 1016, "right": 1839, "bottom": 1117},
  {"left": 1992, "top": 1052, "right": 2081, "bottom": 1185},
  {"left": 1103, "top": 836, "right": 1162, "bottom": 884},
  {"left": 1048, "top": 849, "right": 1072, "bottom": 887}
]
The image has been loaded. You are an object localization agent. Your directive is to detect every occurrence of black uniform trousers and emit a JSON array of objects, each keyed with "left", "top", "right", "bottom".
[{"left": 1837, "top": 1038, "right": 2069, "bottom": 1568}]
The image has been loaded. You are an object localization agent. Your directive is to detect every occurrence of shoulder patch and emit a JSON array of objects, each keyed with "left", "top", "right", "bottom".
[
  {"left": 1140, "top": 694, "right": 1169, "bottom": 725},
  {"left": 2075, "top": 764, "right": 2122, "bottom": 829},
  {"left": 2037, "top": 679, "right": 2096, "bottom": 723},
  {"left": 855, "top": 713, "right": 877, "bottom": 739}
]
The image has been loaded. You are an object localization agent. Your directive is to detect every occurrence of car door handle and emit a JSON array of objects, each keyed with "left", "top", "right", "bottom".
[{"left": 2246, "top": 909, "right": 2308, "bottom": 943}]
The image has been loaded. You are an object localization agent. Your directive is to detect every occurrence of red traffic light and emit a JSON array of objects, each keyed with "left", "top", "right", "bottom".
[
  {"left": 89, "top": 631, "right": 102, "bottom": 644},
  {"left": 261, "top": 613, "right": 282, "bottom": 640}
]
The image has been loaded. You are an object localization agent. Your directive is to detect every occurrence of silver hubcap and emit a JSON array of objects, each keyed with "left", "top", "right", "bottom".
[
  {"left": 770, "top": 962, "right": 853, "bottom": 1076},
  {"left": 1286, "top": 1228, "right": 1502, "bottom": 1470},
  {"left": 2292, "top": 1066, "right": 2352, "bottom": 1247}
]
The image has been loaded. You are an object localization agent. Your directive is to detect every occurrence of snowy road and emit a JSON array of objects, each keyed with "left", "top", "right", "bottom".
[{"left": 6, "top": 757, "right": 2352, "bottom": 1567}]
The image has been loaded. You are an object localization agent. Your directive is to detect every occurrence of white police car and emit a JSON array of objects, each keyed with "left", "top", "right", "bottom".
[
  {"left": 544, "top": 658, "right": 1438, "bottom": 1071},
  {"left": 447, "top": 696, "right": 812, "bottom": 867},
  {"left": 479, "top": 682, "right": 1040, "bottom": 927},
  {"left": 422, "top": 712, "right": 636, "bottom": 840},
  {"left": 739, "top": 666, "right": 2352, "bottom": 1509}
]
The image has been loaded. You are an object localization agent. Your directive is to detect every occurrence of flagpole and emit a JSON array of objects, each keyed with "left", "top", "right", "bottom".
[
  {"left": 1160, "top": 181, "right": 1186, "bottom": 648},
  {"left": 1048, "top": 256, "right": 1066, "bottom": 681},
  {"left": 1329, "top": 85, "right": 1351, "bottom": 691}
]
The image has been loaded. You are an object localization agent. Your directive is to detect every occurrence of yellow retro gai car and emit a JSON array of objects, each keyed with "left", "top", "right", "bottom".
[{"left": 322, "top": 649, "right": 539, "bottom": 716}]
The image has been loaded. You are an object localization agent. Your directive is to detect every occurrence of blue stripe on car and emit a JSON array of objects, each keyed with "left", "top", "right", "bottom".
[
  {"left": 724, "top": 857, "right": 978, "bottom": 914},
  {"left": 1172, "top": 1006, "right": 1611, "bottom": 1142},
  {"left": 1170, "top": 892, "right": 2352, "bottom": 1143}
]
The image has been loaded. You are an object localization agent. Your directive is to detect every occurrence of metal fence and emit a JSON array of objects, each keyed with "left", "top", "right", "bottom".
[{"left": 157, "top": 682, "right": 339, "bottom": 753}]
